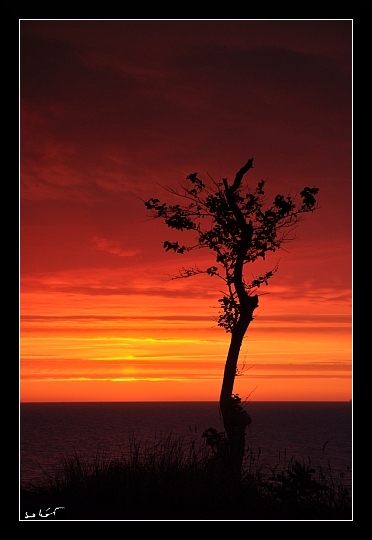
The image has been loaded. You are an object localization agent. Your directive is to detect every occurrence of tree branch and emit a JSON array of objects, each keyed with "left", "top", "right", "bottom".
[{"left": 230, "top": 158, "right": 254, "bottom": 193}]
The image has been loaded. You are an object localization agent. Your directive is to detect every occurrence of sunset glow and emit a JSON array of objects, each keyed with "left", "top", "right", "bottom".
[{"left": 20, "top": 20, "right": 352, "bottom": 402}]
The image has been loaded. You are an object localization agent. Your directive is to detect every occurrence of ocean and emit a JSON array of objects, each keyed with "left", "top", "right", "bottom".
[{"left": 20, "top": 401, "right": 352, "bottom": 490}]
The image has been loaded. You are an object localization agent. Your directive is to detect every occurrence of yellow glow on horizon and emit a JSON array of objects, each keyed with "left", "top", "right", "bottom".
[{"left": 20, "top": 267, "right": 352, "bottom": 402}]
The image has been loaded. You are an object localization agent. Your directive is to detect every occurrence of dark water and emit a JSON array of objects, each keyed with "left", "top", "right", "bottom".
[{"left": 20, "top": 401, "right": 352, "bottom": 490}]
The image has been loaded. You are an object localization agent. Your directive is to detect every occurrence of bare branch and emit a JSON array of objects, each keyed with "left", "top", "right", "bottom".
[
  {"left": 230, "top": 158, "right": 254, "bottom": 192},
  {"left": 166, "top": 265, "right": 225, "bottom": 281}
]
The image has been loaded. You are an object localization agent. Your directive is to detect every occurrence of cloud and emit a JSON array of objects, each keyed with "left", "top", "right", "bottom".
[
  {"left": 21, "top": 22, "right": 351, "bottom": 203},
  {"left": 91, "top": 236, "right": 140, "bottom": 258}
]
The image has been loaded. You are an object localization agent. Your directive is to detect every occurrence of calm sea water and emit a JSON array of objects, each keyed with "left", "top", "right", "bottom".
[{"left": 20, "top": 402, "right": 352, "bottom": 490}]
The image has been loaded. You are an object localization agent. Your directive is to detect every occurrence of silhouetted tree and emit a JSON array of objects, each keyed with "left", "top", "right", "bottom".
[{"left": 144, "top": 158, "right": 318, "bottom": 478}]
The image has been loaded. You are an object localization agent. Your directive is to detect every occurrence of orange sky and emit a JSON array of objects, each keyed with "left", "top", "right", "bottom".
[{"left": 20, "top": 20, "right": 352, "bottom": 402}]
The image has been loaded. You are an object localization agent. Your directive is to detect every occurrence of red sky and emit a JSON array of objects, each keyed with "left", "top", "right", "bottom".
[{"left": 20, "top": 20, "right": 352, "bottom": 402}]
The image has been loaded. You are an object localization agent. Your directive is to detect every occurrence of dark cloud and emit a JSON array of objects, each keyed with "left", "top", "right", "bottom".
[{"left": 21, "top": 21, "right": 351, "bottom": 197}]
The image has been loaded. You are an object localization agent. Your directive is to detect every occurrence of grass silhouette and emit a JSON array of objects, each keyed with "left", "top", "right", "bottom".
[{"left": 20, "top": 433, "right": 351, "bottom": 520}]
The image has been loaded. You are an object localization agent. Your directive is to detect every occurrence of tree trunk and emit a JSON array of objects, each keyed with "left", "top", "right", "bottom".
[{"left": 219, "top": 296, "right": 258, "bottom": 479}]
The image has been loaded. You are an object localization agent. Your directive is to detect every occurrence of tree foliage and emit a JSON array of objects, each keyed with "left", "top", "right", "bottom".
[{"left": 144, "top": 158, "right": 318, "bottom": 334}]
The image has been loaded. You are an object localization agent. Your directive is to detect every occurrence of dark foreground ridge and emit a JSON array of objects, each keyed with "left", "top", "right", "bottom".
[{"left": 20, "top": 434, "right": 351, "bottom": 520}]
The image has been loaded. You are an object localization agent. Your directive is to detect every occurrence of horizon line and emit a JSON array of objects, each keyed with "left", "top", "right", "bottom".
[{"left": 20, "top": 399, "right": 352, "bottom": 404}]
